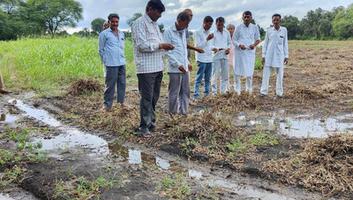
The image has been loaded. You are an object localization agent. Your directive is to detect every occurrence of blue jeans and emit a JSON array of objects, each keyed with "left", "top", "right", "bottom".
[
  {"left": 194, "top": 61, "right": 212, "bottom": 98},
  {"left": 104, "top": 66, "right": 126, "bottom": 108}
]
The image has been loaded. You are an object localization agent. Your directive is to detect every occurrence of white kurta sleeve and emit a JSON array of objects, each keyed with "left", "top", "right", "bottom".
[
  {"left": 254, "top": 25, "right": 260, "bottom": 41},
  {"left": 195, "top": 31, "right": 208, "bottom": 49},
  {"left": 233, "top": 28, "right": 241, "bottom": 47},
  {"left": 262, "top": 30, "right": 269, "bottom": 58},
  {"left": 284, "top": 28, "right": 289, "bottom": 59}
]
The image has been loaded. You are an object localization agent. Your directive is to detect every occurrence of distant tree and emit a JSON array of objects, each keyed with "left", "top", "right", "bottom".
[
  {"left": 0, "top": 0, "right": 21, "bottom": 14},
  {"left": 281, "top": 15, "right": 301, "bottom": 39},
  {"left": 127, "top": 13, "right": 142, "bottom": 27},
  {"left": 91, "top": 18, "right": 105, "bottom": 34},
  {"left": 25, "top": 0, "right": 83, "bottom": 36},
  {"left": 333, "top": 4, "right": 353, "bottom": 39}
]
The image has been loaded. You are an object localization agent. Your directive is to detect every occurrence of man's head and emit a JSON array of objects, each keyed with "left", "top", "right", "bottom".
[
  {"left": 216, "top": 17, "right": 225, "bottom": 31},
  {"left": 176, "top": 12, "right": 191, "bottom": 31},
  {"left": 108, "top": 13, "right": 119, "bottom": 30},
  {"left": 146, "top": 0, "right": 165, "bottom": 22},
  {"left": 183, "top": 9, "right": 193, "bottom": 21},
  {"left": 272, "top": 14, "right": 281, "bottom": 28},
  {"left": 203, "top": 16, "right": 213, "bottom": 31},
  {"left": 226, "top": 24, "right": 235, "bottom": 36},
  {"left": 242, "top": 11, "right": 252, "bottom": 25}
]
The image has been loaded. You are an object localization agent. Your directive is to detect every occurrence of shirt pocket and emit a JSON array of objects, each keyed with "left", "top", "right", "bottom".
[{"left": 278, "top": 35, "right": 284, "bottom": 45}]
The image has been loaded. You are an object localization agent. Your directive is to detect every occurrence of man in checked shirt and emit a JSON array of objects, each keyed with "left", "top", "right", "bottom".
[{"left": 131, "top": 0, "right": 174, "bottom": 137}]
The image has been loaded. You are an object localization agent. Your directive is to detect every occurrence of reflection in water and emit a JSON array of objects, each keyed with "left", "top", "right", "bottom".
[
  {"left": 9, "top": 99, "right": 109, "bottom": 155},
  {"left": 279, "top": 114, "right": 353, "bottom": 138},
  {"left": 0, "top": 113, "right": 18, "bottom": 125},
  {"left": 9, "top": 99, "right": 62, "bottom": 127}
]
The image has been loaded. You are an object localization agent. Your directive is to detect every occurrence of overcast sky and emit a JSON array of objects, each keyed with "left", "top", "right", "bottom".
[{"left": 69, "top": 0, "right": 352, "bottom": 33}]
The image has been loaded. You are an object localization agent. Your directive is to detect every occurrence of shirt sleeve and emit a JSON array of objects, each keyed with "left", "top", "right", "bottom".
[
  {"left": 98, "top": 32, "right": 105, "bottom": 63},
  {"left": 163, "top": 30, "right": 181, "bottom": 68},
  {"left": 132, "top": 20, "right": 160, "bottom": 53},
  {"left": 233, "top": 27, "right": 240, "bottom": 47},
  {"left": 195, "top": 31, "right": 208, "bottom": 49},
  {"left": 284, "top": 28, "right": 289, "bottom": 58},
  {"left": 254, "top": 25, "right": 260, "bottom": 41},
  {"left": 227, "top": 31, "right": 231, "bottom": 49},
  {"left": 262, "top": 29, "right": 269, "bottom": 58}
]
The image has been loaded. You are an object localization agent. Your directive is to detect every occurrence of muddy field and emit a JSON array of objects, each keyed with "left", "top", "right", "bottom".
[{"left": 1, "top": 41, "right": 353, "bottom": 199}]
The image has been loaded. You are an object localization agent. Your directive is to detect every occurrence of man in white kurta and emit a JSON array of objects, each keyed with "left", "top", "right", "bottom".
[
  {"left": 211, "top": 17, "right": 231, "bottom": 95},
  {"left": 260, "top": 14, "right": 289, "bottom": 97},
  {"left": 233, "top": 11, "right": 261, "bottom": 95}
]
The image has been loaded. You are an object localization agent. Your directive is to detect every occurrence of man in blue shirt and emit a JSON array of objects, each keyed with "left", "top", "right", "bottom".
[{"left": 99, "top": 13, "right": 126, "bottom": 111}]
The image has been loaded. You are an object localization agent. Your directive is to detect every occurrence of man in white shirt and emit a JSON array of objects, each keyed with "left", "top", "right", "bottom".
[
  {"left": 211, "top": 17, "right": 231, "bottom": 95},
  {"left": 233, "top": 11, "right": 261, "bottom": 95},
  {"left": 261, "top": 14, "right": 289, "bottom": 97},
  {"left": 194, "top": 16, "right": 214, "bottom": 99},
  {"left": 131, "top": 0, "right": 174, "bottom": 137},
  {"left": 164, "top": 12, "right": 191, "bottom": 115}
]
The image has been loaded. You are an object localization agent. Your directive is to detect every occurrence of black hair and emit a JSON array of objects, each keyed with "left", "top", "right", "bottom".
[
  {"left": 145, "top": 0, "right": 165, "bottom": 13},
  {"left": 216, "top": 17, "right": 225, "bottom": 23},
  {"left": 243, "top": 11, "right": 252, "bottom": 16},
  {"left": 203, "top": 16, "right": 214, "bottom": 23},
  {"left": 177, "top": 12, "right": 190, "bottom": 22},
  {"left": 108, "top": 13, "right": 119, "bottom": 21},
  {"left": 272, "top": 13, "right": 282, "bottom": 19}
]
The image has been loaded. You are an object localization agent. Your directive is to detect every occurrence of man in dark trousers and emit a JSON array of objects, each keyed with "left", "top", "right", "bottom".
[{"left": 131, "top": 0, "right": 174, "bottom": 137}]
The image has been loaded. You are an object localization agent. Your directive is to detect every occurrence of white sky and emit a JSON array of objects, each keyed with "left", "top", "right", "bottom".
[{"left": 67, "top": 0, "right": 352, "bottom": 33}]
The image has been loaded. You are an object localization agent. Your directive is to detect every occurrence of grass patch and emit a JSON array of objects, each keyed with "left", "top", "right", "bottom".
[
  {"left": 54, "top": 176, "right": 118, "bottom": 200},
  {"left": 0, "top": 129, "right": 46, "bottom": 189},
  {"left": 157, "top": 173, "right": 191, "bottom": 200}
]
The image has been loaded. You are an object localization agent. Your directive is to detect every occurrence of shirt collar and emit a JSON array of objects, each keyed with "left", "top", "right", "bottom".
[
  {"left": 144, "top": 14, "right": 154, "bottom": 24},
  {"left": 272, "top": 26, "right": 282, "bottom": 31}
]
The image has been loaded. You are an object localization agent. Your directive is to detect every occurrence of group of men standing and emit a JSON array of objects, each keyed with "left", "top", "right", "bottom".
[{"left": 98, "top": 0, "right": 289, "bottom": 137}]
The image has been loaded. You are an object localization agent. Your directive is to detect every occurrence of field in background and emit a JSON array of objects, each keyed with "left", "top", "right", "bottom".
[{"left": 0, "top": 37, "right": 135, "bottom": 96}]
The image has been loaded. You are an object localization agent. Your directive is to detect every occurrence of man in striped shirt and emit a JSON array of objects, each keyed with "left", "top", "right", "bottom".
[{"left": 132, "top": 0, "right": 174, "bottom": 137}]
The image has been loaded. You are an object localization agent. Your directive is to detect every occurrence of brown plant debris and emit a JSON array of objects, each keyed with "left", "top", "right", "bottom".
[
  {"left": 263, "top": 134, "right": 353, "bottom": 197},
  {"left": 68, "top": 79, "right": 103, "bottom": 96}
]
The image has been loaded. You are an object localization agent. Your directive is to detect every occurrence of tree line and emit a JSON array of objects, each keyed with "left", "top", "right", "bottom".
[
  {"left": 0, "top": 0, "right": 82, "bottom": 40},
  {"left": 1, "top": 1, "right": 352, "bottom": 41},
  {"left": 282, "top": 4, "right": 353, "bottom": 39}
]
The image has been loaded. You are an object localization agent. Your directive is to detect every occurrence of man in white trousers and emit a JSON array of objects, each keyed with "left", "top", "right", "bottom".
[
  {"left": 233, "top": 11, "right": 261, "bottom": 95},
  {"left": 211, "top": 17, "right": 231, "bottom": 95},
  {"left": 260, "top": 14, "right": 289, "bottom": 97}
]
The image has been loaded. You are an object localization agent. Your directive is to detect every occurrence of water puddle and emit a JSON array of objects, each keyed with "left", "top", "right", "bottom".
[
  {"left": 236, "top": 112, "right": 353, "bottom": 138},
  {"left": 109, "top": 142, "right": 304, "bottom": 200},
  {"left": 8, "top": 99, "right": 109, "bottom": 156},
  {"left": 0, "top": 113, "right": 18, "bottom": 125},
  {"left": 7, "top": 99, "right": 323, "bottom": 199}
]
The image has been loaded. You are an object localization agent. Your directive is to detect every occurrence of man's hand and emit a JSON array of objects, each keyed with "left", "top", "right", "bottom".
[
  {"left": 262, "top": 58, "right": 265, "bottom": 65},
  {"left": 178, "top": 66, "right": 187, "bottom": 73},
  {"left": 225, "top": 49, "right": 230, "bottom": 55},
  {"left": 206, "top": 33, "right": 214, "bottom": 41},
  {"left": 195, "top": 48, "right": 205, "bottom": 53},
  {"left": 212, "top": 48, "right": 218, "bottom": 53},
  {"left": 249, "top": 44, "right": 256, "bottom": 50},
  {"left": 159, "top": 43, "right": 174, "bottom": 50},
  {"left": 284, "top": 58, "right": 289, "bottom": 65},
  {"left": 188, "top": 64, "right": 192, "bottom": 71},
  {"left": 239, "top": 44, "right": 246, "bottom": 50}
]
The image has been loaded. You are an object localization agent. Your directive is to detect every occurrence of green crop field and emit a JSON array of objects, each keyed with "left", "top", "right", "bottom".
[{"left": 0, "top": 37, "right": 135, "bottom": 96}]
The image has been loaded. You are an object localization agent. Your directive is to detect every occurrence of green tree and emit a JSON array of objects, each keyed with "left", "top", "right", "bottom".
[
  {"left": 333, "top": 4, "right": 353, "bottom": 39},
  {"left": 25, "top": 0, "right": 83, "bottom": 36},
  {"left": 91, "top": 18, "right": 105, "bottom": 34},
  {"left": 281, "top": 15, "right": 301, "bottom": 39},
  {"left": 127, "top": 13, "right": 142, "bottom": 27}
]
